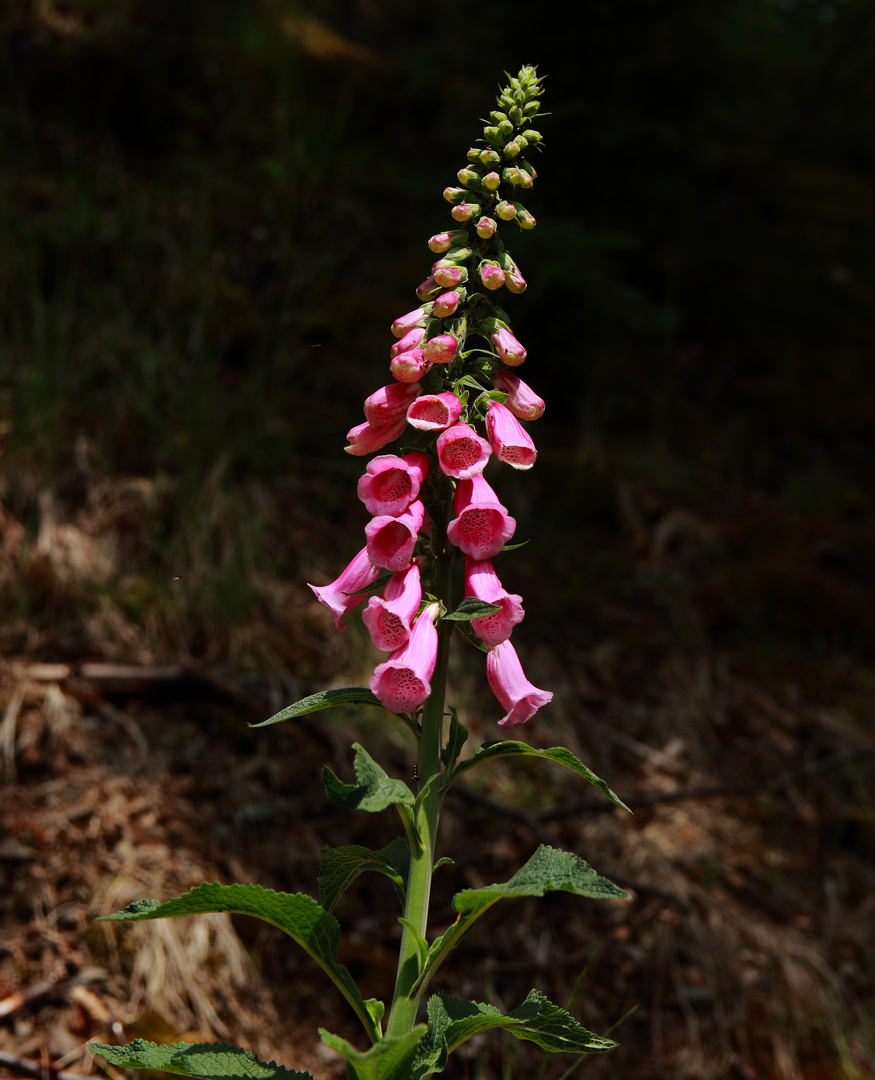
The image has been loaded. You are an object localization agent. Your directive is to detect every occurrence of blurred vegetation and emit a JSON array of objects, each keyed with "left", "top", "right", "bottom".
[{"left": 2, "top": 0, "right": 875, "bottom": 662}]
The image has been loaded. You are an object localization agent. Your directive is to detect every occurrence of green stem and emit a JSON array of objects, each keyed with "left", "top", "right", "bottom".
[{"left": 385, "top": 502, "right": 454, "bottom": 1039}]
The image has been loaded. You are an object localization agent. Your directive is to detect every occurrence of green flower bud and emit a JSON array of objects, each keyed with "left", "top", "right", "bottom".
[
  {"left": 451, "top": 201, "right": 481, "bottom": 222},
  {"left": 457, "top": 168, "right": 483, "bottom": 190},
  {"left": 504, "top": 139, "right": 521, "bottom": 158},
  {"left": 515, "top": 135, "right": 529, "bottom": 152},
  {"left": 484, "top": 126, "right": 503, "bottom": 148},
  {"left": 509, "top": 106, "right": 523, "bottom": 126},
  {"left": 467, "top": 147, "right": 482, "bottom": 162},
  {"left": 523, "top": 101, "right": 540, "bottom": 117},
  {"left": 502, "top": 167, "right": 525, "bottom": 186},
  {"left": 443, "top": 186, "right": 466, "bottom": 204},
  {"left": 519, "top": 160, "right": 538, "bottom": 179},
  {"left": 475, "top": 216, "right": 497, "bottom": 239},
  {"left": 497, "top": 119, "right": 514, "bottom": 137},
  {"left": 490, "top": 110, "right": 508, "bottom": 124},
  {"left": 495, "top": 200, "right": 517, "bottom": 221},
  {"left": 479, "top": 149, "right": 501, "bottom": 166},
  {"left": 482, "top": 171, "right": 501, "bottom": 191},
  {"left": 514, "top": 202, "right": 536, "bottom": 230},
  {"left": 522, "top": 129, "right": 542, "bottom": 144},
  {"left": 433, "top": 246, "right": 472, "bottom": 267}
]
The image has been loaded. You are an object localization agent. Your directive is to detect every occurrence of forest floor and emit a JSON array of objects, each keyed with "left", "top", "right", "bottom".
[{"left": 2, "top": 447, "right": 875, "bottom": 1080}]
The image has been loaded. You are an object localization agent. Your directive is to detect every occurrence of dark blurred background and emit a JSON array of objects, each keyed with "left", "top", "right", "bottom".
[{"left": 2, "top": 1, "right": 875, "bottom": 1078}]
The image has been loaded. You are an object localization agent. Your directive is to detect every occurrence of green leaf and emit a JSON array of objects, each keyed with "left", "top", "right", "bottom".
[
  {"left": 343, "top": 571, "right": 395, "bottom": 597},
  {"left": 318, "top": 838, "right": 409, "bottom": 913},
  {"left": 413, "top": 990, "right": 616, "bottom": 1075},
  {"left": 87, "top": 1040, "right": 314, "bottom": 1079},
  {"left": 442, "top": 597, "right": 502, "bottom": 621},
  {"left": 412, "top": 847, "right": 627, "bottom": 996},
  {"left": 501, "top": 539, "right": 530, "bottom": 552},
  {"left": 98, "top": 883, "right": 376, "bottom": 1043},
  {"left": 323, "top": 744, "right": 415, "bottom": 813},
  {"left": 440, "top": 707, "right": 469, "bottom": 775},
  {"left": 453, "top": 619, "right": 490, "bottom": 653},
  {"left": 446, "top": 741, "right": 630, "bottom": 812},
  {"left": 251, "top": 688, "right": 388, "bottom": 728},
  {"left": 319, "top": 1028, "right": 426, "bottom": 1080}
]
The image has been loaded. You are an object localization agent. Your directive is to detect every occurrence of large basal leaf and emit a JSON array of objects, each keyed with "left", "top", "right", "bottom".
[
  {"left": 318, "top": 838, "right": 409, "bottom": 913},
  {"left": 323, "top": 743, "right": 415, "bottom": 813},
  {"left": 413, "top": 847, "right": 627, "bottom": 995},
  {"left": 88, "top": 1040, "right": 315, "bottom": 1079},
  {"left": 319, "top": 1027, "right": 426, "bottom": 1080},
  {"left": 412, "top": 990, "right": 616, "bottom": 1075},
  {"left": 99, "top": 883, "right": 376, "bottom": 1042},
  {"left": 447, "top": 741, "right": 630, "bottom": 811},
  {"left": 251, "top": 688, "right": 417, "bottom": 737}
]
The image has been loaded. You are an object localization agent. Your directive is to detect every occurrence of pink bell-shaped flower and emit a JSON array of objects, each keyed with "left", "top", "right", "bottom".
[
  {"left": 345, "top": 416, "right": 408, "bottom": 456},
  {"left": 370, "top": 602, "right": 440, "bottom": 713},
  {"left": 485, "top": 401, "right": 537, "bottom": 470},
  {"left": 436, "top": 423, "right": 492, "bottom": 479},
  {"left": 447, "top": 475, "right": 516, "bottom": 559},
  {"left": 486, "top": 639, "right": 553, "bottom": 727},
  {"left": 364, "top": 382, "right": 422, "bottom": 427},
  {"left": 464, "top": 558, "right": 524, "bottom": 647},
  {"left": 365, "top": 499, "right": 426, "bottom": 571},
  {"left": 362, "top": 563, "right": 422, "bottom": 652},
  {"left": 491, "top": 372, "right": 544, "bottom": 421},
  {"left": 357, "top": 452, "right": 430, "bottom": 517},
  {"left": 308, "top": 546, "right": 378, "bottom": 632},
  {"left": 407, "top": 392, "right": 462, "bottom": 432}
]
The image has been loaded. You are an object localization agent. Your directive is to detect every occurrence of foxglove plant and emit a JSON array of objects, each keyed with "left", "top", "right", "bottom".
[{"left": 89, "top": 66, "right": 629, "bottom": 1080}]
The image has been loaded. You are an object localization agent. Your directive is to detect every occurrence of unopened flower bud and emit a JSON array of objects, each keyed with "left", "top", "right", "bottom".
[
  {"left": 495, "top": 201, "right": 517, "bottom": 221},
  {"left": 504, "top": 139, "right": 521, "bottom": 158},
  {"left": 497, "top": 119, "right": 513, "bottom": 136},
  {"left": 391, "top": 304, "right": 430, "bottom": 338},
  {"left": 423, "top": 333, "right": 459, "bottom": 365},
  {"left": 514, "top": 203, "right": 536, "bottom": 230},
  {"left": 482, "top": 171, "right": 501, "bottom": 190},
  {"left": 492, "top": 371, "right": 544, "bottom": 421},
  {"left": 480, "top": 261, "right": 506, "bottom": 291},
  {"left": 484, "top": 126, "right": 503, "bottom": 147},
  {"left": 428, "top": 230, "right": 467, "bottom": 253},
  {"left": 495, "top": 251, "right": 527, "bottom": 294},
  {"left": 434, "top": 265, "right": 467, "bottom": 287},
  {"left": 443, "top": 186, "right": 466, "bottom": 204},
  {"left": 457, "top": 168, "right": 482, "bottom": 189},
  {"left": 451, "top": 202, "right": 480, "bottom": 222},
  {"left": 475, "top": 216, "right": 497, "bottom": 239},
  {"left": 416, "top": 275, "right": 442, "bottom": 301},
  {"left": 433, "top": 246, "right": 472, "bottom": 267},
  {"left": 522, "top": 129, "right": 542, "bottom": 143},
  {"left": 433, "top": 288, "right": 465, "bottom": 318},
  {"left": 515, "top": 135, "right": 529, "bottom": 152},
  {"left": 390, "top": 348, "right": 432, "bottom": 383},
  {"left": 479, "top": 149, "right": 501, "bottom": 165},
  {"left": 492, "top": 326, "right": 527, "bottom": 366},
  {"left": 523, "top": 101, "right": 540, "bottom": 117},
  {"left": 490, "top": 110, "right": 508, "bottom": 124},
  {"left": 509, "top": 105, "right": 523, "bottom": 125},
  {"left": 467, "top": 147, "right": 482, "bottom": 162},
  {"left": 502, "top": 167, "right": 525, "bottom": 186},
  {"left": 391, "top": 326, "right": 425, "bottom": 358}
]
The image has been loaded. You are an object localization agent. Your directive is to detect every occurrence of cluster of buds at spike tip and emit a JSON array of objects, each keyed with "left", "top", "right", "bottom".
[{"left": 310, "top": 66, "right": 551, "bottom": 726}]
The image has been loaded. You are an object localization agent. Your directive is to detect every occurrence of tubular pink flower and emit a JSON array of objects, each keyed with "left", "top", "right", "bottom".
[
  {"left": 391, "top": 326, "right": 426, "bottom": 358},
  {"left": 480, "top": 262, "right": 506, "bottom": 291},
  {"left": 362, "top": 563, "right": 422, "bottom": 652},
  {"left": 486, "top": 640, "right": 553, "bottom": 727},
  {"left": 391, "top": 305, "right": 430, "bottom": 338},
  {"left": 436, "top": 423, "right": 492, "bottom": 479},
  {"left": 423, "top": 334, "right": 459, "bottom": 365},
  {"left": 345, "top": 416, "right": 408, "bottom": 456},
  {"left": 308, "top": 546, "right": 378, "bottom": 632},
  {"left": 365, "top": 499, "right": 426, "bottom": 571},
  {"left": 464, "top": 557, "right": 524, "bottom": 647},
  {"left": 369, "top": 602, "right": 440, "bottom": 714},
  {"left": 447, "top": 475, "right": 516, "bottom": 559},
  {"left": 364, "top": 381, "right": 422, "bottom": 426},
  {"left": 491, "top": 371, "right": 545, "bottom": 421},
  {"left": 492, "top": 327, "right": 527, "bottom": 366},
  {"left": 407, "top": 392, "right": 462, "bottom": 432},
  {"left": 390, "top": 348, "right": 432, "bottom": 384},
  {"left": 485, "top": 401, "right": 537, "bottom": 470},
  {"left": 357, "top": 452, "right": 430, "bottom": 517}
]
